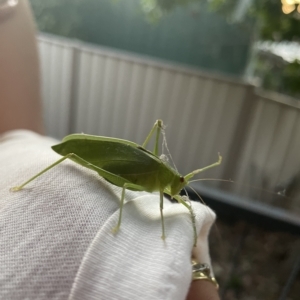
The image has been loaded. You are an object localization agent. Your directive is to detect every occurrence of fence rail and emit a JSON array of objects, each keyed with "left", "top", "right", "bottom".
[{"left": 38, "top": 33, "right": 300, "bottom": 216}]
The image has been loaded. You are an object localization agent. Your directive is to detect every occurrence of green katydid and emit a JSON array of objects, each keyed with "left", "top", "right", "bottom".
[{"left": 11, "top": 120, "right": 222, "bottom": 246}]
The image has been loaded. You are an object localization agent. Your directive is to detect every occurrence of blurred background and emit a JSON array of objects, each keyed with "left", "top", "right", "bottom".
[{"left": 29, "top": 0, "right": 300, "bottom": 299}]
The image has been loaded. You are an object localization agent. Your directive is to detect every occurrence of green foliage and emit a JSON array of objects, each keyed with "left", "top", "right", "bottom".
[
  {"left": 139, "top": 0, "right": 300, "bottom": 41},
  {"left": 139, "top": 0, "right": 199, "bottom": 21},
  {"left": 29, "top": 0, "right": 252, "bottom": 75},
  {"left": 29, "top": 0, "right": 300, "bottom": 97},
  {"left": 139, "top": 0, "right": 300, "bottom": 97},
  {"left": 254, "top": 53, "right": 300, "bottom": 97},
  {"left": 282, "top": 60, "right": 300, "bottom": 96},
  {"left": 30, "top": 0, "right": 300, "bottom": 43},
  {"left": 29, "top": 0, "right": 84, "bottom": 38},
  {"left": 250, "top": 0, "right": 300, "bottom": 42}
]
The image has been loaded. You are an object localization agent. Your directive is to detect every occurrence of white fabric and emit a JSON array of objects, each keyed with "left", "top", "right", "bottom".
[{"left": 0, "top": 130, "right": 216, "bottom": 300}]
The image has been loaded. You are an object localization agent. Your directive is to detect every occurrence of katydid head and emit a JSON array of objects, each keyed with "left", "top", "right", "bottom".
[
  {"left": 168, "top": 153, "right": 222, "bottom": 196},
  {"left": 170, "top": 175, "right": 188, "bottom": 196}
]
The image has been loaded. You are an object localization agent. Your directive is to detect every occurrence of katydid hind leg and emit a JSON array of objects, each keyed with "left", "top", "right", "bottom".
[
  {"left": 11, "top": 152, "right": 131, "bottom": 192},
  {"left": 10, "top": 154, "right": 75, "bottom": 191},
  {"left": 41, "top": 155, "right": 147, "bottom": 232},
  {"left": 142, "top": 120, "right": 163, "bottom": 155}
]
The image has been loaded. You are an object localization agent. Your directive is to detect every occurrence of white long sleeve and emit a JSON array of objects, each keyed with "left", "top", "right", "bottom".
[{"left": 0, "top": 130, "right": 216, "bottom": 300}]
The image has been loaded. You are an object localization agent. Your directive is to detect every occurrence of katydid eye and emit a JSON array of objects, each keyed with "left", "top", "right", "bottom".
[{"left": 180, "top": 176, "right": 184, "bottom": 183}]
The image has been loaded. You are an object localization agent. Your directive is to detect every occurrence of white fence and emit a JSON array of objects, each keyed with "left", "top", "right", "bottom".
[{"left": 38, "top": 34, "right": 300, "bottom": 214}]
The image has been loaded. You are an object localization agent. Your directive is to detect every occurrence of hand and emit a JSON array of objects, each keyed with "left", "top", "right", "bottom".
[{"left": 186, "top": 280, "right": 220, "bottom": 300}]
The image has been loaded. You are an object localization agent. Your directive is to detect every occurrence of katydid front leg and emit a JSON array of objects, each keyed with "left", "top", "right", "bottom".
[{"left": 184, "top": 153, "right": 222, "bottom": 182}]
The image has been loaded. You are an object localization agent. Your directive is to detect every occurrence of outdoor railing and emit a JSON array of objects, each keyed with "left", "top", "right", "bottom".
[{"left": 38, "top": 33, "right": 300, "bottom": 216}]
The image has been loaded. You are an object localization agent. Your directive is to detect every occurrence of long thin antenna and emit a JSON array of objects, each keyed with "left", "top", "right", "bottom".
[
  {"left": 188, "top": 184, "right": 206, "bottom": 206},
  {"left": 189, "top": 178, "right": 292, "bottom": 200},
  {"left": 189, "top": 178, "right": 234, "bottom": 184}
]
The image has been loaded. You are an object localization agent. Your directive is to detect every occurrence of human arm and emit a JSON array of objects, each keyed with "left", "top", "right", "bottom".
[{"left": 0, "top": 0, "right": 43, "bottom": 134}]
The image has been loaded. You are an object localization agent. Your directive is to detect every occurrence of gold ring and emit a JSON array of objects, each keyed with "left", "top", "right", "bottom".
[{"left": 192, "top": 260, "right": 219, "bottom": 290}]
